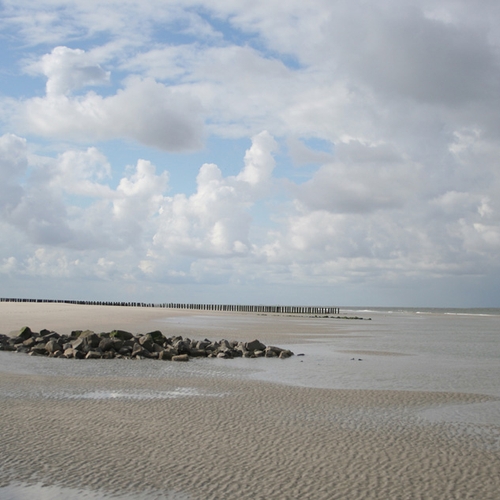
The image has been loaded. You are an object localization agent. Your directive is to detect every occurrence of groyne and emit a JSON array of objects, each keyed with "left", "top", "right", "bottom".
[{"left": 0, "top": 298, "right": 340, "bottom": 315}]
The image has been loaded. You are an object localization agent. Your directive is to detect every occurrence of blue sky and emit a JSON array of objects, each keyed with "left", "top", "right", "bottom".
[{"left": 1, "top": 0, "right": 500, "bottom": 307}]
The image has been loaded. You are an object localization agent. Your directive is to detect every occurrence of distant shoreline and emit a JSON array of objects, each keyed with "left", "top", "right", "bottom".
[{"left": 0, "top": 297, "right": 340, "bottom": 315}]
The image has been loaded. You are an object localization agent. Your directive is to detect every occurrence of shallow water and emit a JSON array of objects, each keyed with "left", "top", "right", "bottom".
[{"left": 2, "top": 307, "right": 499, "bottom": 398}]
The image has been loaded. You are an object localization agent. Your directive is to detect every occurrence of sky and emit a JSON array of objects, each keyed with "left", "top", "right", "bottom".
[{"left": 1, "top": 0, "right": 500, "bottom": 307}]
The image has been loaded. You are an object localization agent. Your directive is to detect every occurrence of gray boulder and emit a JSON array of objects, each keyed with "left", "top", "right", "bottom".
[
  {"left": 85, "top": 350, "right": 102, "bottom": 359},
  {"left": 41, "top": 331, "right": 61, "bottom": 341},
  {"left": 245, "top": 339, "right": 266, "bottom": 351},
  {"left": 45, "top": 339, "right": 62, "bottom": 354},
  {"left": 78, "top": 331, "right": 100, "bottom": 348},
  {"left": 172, "top": 354, "right": 189, "bottom": 362},
  {"left": 264, "top": 348, "right": 278, "bottom": 358},
  {"left": 189, "top": 348, "right": 208, "bottom": 357},
  {"left": 158, "top": 350, "right": 172, "bottom": 360},
  {"left": 23, "top": 338, "right": 36, "bottom": 348},
  {"left": 147, "top": 330, "right": 166, "bottom": 344},
  {"left": 31, "top": 343, "right": 48, "bottom": 355},
  {"left": 138, "top": 334, "right": 154, "bottom": 352},
  {"left": 98, "top": 338, "right": 115, "bottom": 352},
  {"left": 16, "top": 326, "right": 33, "bottom": 342},
  {"left": 71, "top": 338, "right": 86, "bottom": 351},
  {"left": 109, "top": 330, "right": 134, "bottom": 341},
  {"left": 131, "top": 343, "right": 151, "bottom": 358},
  {"left": 196, "top": 340, "right": 211, "bottom": 350}
]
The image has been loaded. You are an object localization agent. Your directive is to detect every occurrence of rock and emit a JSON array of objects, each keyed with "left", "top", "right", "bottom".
[
  {"left": 23, "top": 338, "right": 36, "bottom": 348},
  {"left": 98, "top": 338, "right": 115, "bottom": 351},
  {"left": 172, "top": 354, "right": 189, "bottom": 362},
  {"left": 79, "top": 329, "right": 96, "bottom": 337},
  {"left": 31, "top": 343, "right": 48, "bottom": 355},
  {"left": 196, "top": 340, "right": 211, "bottom": 350},
  {"left": 174, "top": 340, "right": 190, "bottom": 355},
  {"left": 111, "top": 338, "right": 124, "bottom": 351},
  {"left": 16, "top": 326, "right": 33, "bottom": 342},
  {"left": 158, "top": 350, "right": 172, "bottom": 360},
  {"left": 4, "top": 326, "right": 294, "bottom": 364},
  {"left": 85, "top": 350, "right": 102, "bottom": 359},
  {"left": 138, "top": 334, "right": 154, "bottom": 352},
  {"left": 0, "top": 343, "right": 16, "bottom": 352},
  {"left": 151, "top": 343, "right": 164, "bottom": 353},
  {"left": 78, "top": 331, "right": 100, "bottom": 348},
  {"left": 109, "top": 330, "right": 134, "bottom": 341},
  {"left": 164, "top": 345, "right": 178, "bottom": 357},
  {"left": 64, "top": 348, "right": 75, "bottom": 358},
  {"left": 131, "top": 343, "right": 151, "bottom": 358},
  {"left": 189, "top": 348, "right": 207, "bottom": 357},
  {"left": 71, "top": 338, "right": 86, "bottom": 351},
  {"left": 45, "top": 339, "right": 62, "bottom": 353},
  {"left": 245, "top": 339, "right": 266, "bottom": 352},
  {"left": 74, "top": 349, "right": 85, "bottom": 359},
  {"left": 220, "top": 339, "right": 232, "bottom": 350},
  {"left": 265, "top": 346, "right": 284, "bottom": 357},
  {"left": 205, "top": 342, "right": 219, "bottom": 352},
  {"left": 147, "top": 330, "right": 166, "bottom": 344},
  {"left": 41, "top": 331, "right": 61, "bottom": 341}
]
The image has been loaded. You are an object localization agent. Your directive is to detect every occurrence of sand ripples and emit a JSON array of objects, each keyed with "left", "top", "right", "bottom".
[{"left": 1, "top": 373, "right": 499, "bottom": 500}]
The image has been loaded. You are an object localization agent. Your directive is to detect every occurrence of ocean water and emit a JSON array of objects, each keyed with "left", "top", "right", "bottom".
[{"left": 257, "top": 307, "right": 500, "bottom": 395}]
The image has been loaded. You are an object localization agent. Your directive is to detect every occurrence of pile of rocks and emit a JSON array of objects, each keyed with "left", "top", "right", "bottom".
[{"left": 0, "top": 326, "right": 294, "bottom": 361}]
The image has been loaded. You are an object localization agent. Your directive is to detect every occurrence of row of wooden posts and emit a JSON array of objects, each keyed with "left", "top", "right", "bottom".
[{"left": 0, "top": 297, "right": 340, "bottom": 315}]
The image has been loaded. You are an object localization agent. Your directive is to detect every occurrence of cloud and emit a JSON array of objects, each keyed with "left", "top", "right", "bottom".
[
  {"left": 293, "top": 141, "right": 422, "bottom": 214},
  {"left": 13, "top": 47, "right": 205, "bottom": 151},
  {"left": 287, "top": 137, "right": 334, "bottom": 166},
  {"left": 1, "top": 1, "right": 500, "bottom": 304},
  {"left": 0, "top": 133, "right": 169, "bottom": 251},
  {"left": 152, "top": 131, "right": 277, "bottom": 259},
  {"left": 0, "top": 133, "right": 28, "bottom": 211},
  {"left": 0, "top": 131, "right": 279, "bottom": 282},
  {"left": 325, "top": 4, "right": 498, "bottom": 107},
  {"left": 28, "top": 46, "right": 110, "bottom": 96}
]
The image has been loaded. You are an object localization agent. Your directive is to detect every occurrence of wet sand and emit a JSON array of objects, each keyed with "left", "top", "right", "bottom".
[{"left": 1, "top": 303, "right": 499, "bottom": 499}]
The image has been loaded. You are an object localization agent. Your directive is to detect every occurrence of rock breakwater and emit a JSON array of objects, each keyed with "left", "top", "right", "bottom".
[{"left": 0, "top": 326, "right": 294, "bottom": 361}]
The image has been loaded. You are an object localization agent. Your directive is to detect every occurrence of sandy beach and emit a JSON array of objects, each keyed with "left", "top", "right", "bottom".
[{"left": 1, "top": 303, "right": 499, "bottom": 499}]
